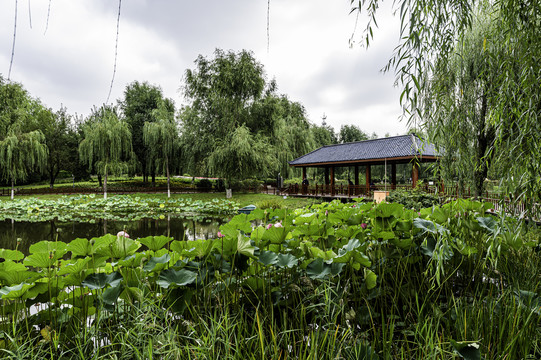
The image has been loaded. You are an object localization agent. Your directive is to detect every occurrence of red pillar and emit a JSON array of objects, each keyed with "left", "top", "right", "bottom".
[
  {"left": 391, "top": 163, "right": 397, "bottom": 190},
  {"left": 330, "top": 167, "right": 335, "bottom": 196},
  {"left": 365, "top": 165, "right": 371, "bottom": 194},
  {"left": 412, "top": 162, "right": 419, "bottom": 188}
]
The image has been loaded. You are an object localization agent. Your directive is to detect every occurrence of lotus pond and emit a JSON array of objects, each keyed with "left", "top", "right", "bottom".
[{"left": 0, "top": 197, "right": 540, "bottom": 359}]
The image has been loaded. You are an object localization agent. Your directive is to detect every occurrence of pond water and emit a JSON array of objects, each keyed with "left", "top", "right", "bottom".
[{"left": 0, "top": 216, "right": 227, "bottom": 255}]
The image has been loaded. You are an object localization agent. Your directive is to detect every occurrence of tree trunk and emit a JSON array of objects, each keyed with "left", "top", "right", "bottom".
[
  {"left": 166, "top": 157, "right": 171, "bottom": 198},
  {"left": 98, "top": 174, "right": 103, "bottom": 188},
  {"left": 151, "top": 169, "right": 156, "bottom": 187},
  {"left": 11, "top": 178, "right": 14, "bottom": 200},
  {"left": 104, "top": 168, "right": 108, "bottom": 200},
  {"left": 473, "top": 94, "right": 491, "bottom": 199}
]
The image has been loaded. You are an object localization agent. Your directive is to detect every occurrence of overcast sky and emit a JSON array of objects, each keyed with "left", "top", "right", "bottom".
[{"left": 0, "top": 0, "right": 407, "bottom": 137}]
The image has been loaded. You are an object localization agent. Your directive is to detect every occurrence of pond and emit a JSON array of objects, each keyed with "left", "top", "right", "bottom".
[{"left": 0, "top": 215, "right": 227, "bottom": 255}]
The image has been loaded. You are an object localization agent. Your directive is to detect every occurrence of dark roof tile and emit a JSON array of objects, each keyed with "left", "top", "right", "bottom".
[{"left": 289, "top": 134, "right": 438, "bottom": 166}]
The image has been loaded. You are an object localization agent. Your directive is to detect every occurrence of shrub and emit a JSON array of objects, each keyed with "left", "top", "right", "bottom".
[
  {"left": 256, "top": 198, "right": 283, "bottom": 210},
  {"left": 197, "top": 178, "right": 213, "bottom": 189},
  {"left": 387, "top": 188, "right": 439, "bottom": 210}
]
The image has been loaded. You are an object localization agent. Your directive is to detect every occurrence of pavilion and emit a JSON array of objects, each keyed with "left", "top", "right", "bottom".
[{"left": 288, "top": 134, "right": 440, "bottom": 197}]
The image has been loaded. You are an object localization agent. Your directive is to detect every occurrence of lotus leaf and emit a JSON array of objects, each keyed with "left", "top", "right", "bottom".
[
  {"left": 82, "top": 272, "right": 124, "bottom": 290},
  {"left": 364, "top": 269, "right": 377, "bottom": 290},
  {"left": 450, "top": 340, "right": 481, "bottom": 360},
  {"left": 143, "top": 253, "right": 171, "bottom": 272},
  {"left": 306, "top": 258, "right": 344, "bottom": 279},
  {"left": 0, "top": 249, "right": 24, "bottom": 261},
  {"left": 67, "top": 238, "right": 93, "bottom": 258},
  {"left": 275, "top": 253, "right": 298, "bottom": 268},
  {"left": 157, "top": 269, "right": 197, "bottom": 288},
  {"left": 139, "top": 235, "right": 172, "bottom": 252},
  {"left": 258, "top": 250, "right": 279, "bottom": 266}
]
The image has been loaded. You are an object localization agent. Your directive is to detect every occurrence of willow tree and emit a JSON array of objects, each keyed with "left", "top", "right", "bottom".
[
  {"left": 0, "top": 126, "right": 48, "bottom": 199},
  {"left": 352, "top": 0, "right": 541, "bottom": 215},
  {"left": 423, "top": 10, "right": 500, "bottom": 198},
  {"left": 79, "top": 106, "right": 132, "bottom": 199},
  {"left": 208, "top": 125, "right": 275, "bottom": 187},
  {"left": 143, "top": 100, "right": 180, "bottom": 198}
]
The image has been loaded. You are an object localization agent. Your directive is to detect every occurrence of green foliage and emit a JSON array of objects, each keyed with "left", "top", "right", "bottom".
[
  {"left": 143, "top": 100, "right": 180, "bottom": 197},
  {"left": 0, "top": 198, "right": 539, "bottom": 358},
  {"left": 79, "top": 106, "right": 133, "bottom": 199},
  {"left": 0, "top": 126, "right": 48, "bottom": 199},
  {"left": 338, "top": 124, "right": 369, "bottom": 143},
  {"left": 0, "top": 195, "right": 239, "bottom": 222},
  {"left": 352, "top": 0, "right": 541, "bottom": 216},
  {"left": 121, "top": 81, "right": 170, "bottom": 182},
  {"left": 179, "top": 49, "right": 313, "bottom": 181},
  {"left": 387, "top": 188, "right": 440, "bottom": 210}
]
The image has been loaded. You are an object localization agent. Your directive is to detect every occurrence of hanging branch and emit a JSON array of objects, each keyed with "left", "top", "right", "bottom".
[
  {"left": 28, "top": 0, "right": 32, "bottom": 28},
  {"left": 266, "top": 0, "right": 270, "bottom": 53},
  {"left": 106, "top": 0, "right": 122, "bottom": 104},
  {"left": 349, "top": 10, "right": 360, "bottom": 48},
  {"left": 44, "top": 0, "right": 51, "bottom": 35},
  {"left": 8, "top": 0, "right": 18, "bottom": 80}
]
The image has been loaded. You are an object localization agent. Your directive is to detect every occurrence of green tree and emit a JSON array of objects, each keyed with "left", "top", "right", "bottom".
[
  {"left": 0, "top": 124, "right": 47, "bottom": 199},
  {"left": 353, "top": 0, "right": 541, "bottom": 214},
  {"left": 37, "top": 106, "right": 77, "bottom": 188},
  {"left": 120, "top": 81, "right": 166, "bottom": 185},
  {"left": 208, "top": 125, "right": 274, "bottom": 185},
  {"left": 143, "top": 99, "right": 180, "bottom": 198},
  {"left": 423, "top": 11, "right": 500, "bottom": 197},
  {"left": 311, "top": 123, "right": 337, "bottom": 148},
  {"left": 0, "top": 77, "right": 48, "bottom": 198},
  {"left": 338, "top": 124, "right": 369, "bottom": 143},
  {"left": 79, "top": 106, "right": 133, "bottom": 199},
  {"left": 180, "top": 49, "right": 312, "bottom": 185}
]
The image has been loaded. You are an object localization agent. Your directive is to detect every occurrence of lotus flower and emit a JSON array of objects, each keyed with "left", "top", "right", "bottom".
[
  {"left": 117, "top": 231, "right": 130, "bottom": 238},
  {"left": 217, "top": 231, "right": 225, "bottom": 238},
  {"left": 266, "top": 223, "right": 273, "bottom": 229},
  {"left": 361, "top": 223, "right": 367, "bottom": 229},
  {"left": 274, "top": 221, "right": 283, "bottom": 228}
]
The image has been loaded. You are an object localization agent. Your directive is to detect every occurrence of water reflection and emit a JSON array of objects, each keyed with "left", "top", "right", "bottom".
[{"left": 0, "top": 216, "right": 226, "bottom": 254}]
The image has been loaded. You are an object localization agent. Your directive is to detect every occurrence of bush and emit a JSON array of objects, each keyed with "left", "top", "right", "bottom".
[
  {"left": 256, "top": 198, "right": 283, "bottom": 210},
  {"left": 264, "top": 178, "right": 277, "bottom": 187},
  {"left": 215, "top": 179, "right": 225, "bottom": 191},
  {"left": 242, "top": 179, "right": 262, "bottom": 191},
  {"left": 284, "top": 177, "right": 302, "bottom": 185},
  {"left": 387, "top": 188, "right": 440, "bottom": 210},
  {"left": 197, "top": 178, "right": 213, "bottom": 189}
]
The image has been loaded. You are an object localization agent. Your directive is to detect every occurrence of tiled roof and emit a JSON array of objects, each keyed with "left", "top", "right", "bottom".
[{"left": 289, "top": 134, "right": 438, "bottom": 166}]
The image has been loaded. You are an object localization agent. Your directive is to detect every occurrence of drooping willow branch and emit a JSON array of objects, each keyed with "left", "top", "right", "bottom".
[
  {"left": 44, "top": 0, "right": 51, "bottom": 35},
  {"left": 106, "top": 0, "right": 122, "bottom": 104},
  {"left": 8, "top": 0, "right": 18, "bottom": 80}
]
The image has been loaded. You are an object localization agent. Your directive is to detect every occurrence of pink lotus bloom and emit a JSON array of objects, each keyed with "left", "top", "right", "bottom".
[
  {"left": 325, "top": 210, "right": 329, "bottom": 216},
  {"left": 117, "top": 231, "right": 130, "bottom": 238},
  {"left": 352, "top": 205, "right": 356, "bottom": 208},
  {"left": 360, "top": 223, "right": 367, "bottom": 229},
  {"left": 266, "top": 223, "right": 273, "bottom": 230},
  {"left": 274, "top": 221, "right": 283, "bottom": 228},
  {"left": 217, "top": 231, "right": 225, "bottom": 238}
]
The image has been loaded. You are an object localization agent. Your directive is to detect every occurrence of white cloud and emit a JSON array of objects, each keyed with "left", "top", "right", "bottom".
[{"left": 0, "top": 0, "right": 407, "bottom": 136}]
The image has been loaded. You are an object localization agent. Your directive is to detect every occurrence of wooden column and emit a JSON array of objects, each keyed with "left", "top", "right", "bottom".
[
  {"left": 302, "top": 167, "right": 307, "bottom": 180},
  {"left": 412, "top": 162, "right": 419, "bottom": 188},
  {"left": 354, "top": 165, "right": 359, "bottom": 195},
  {"left": 391, "top": 163, "right": 397, "bottom": 190},
  {"left": 365, "top": 165, "right": 371, "bottom": 194},
  {"left": 330, "top": 167, "right": 335, "bottom": 196},
  {"left": 324, "top": 167, "right": 329, "bottom": 185}
]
